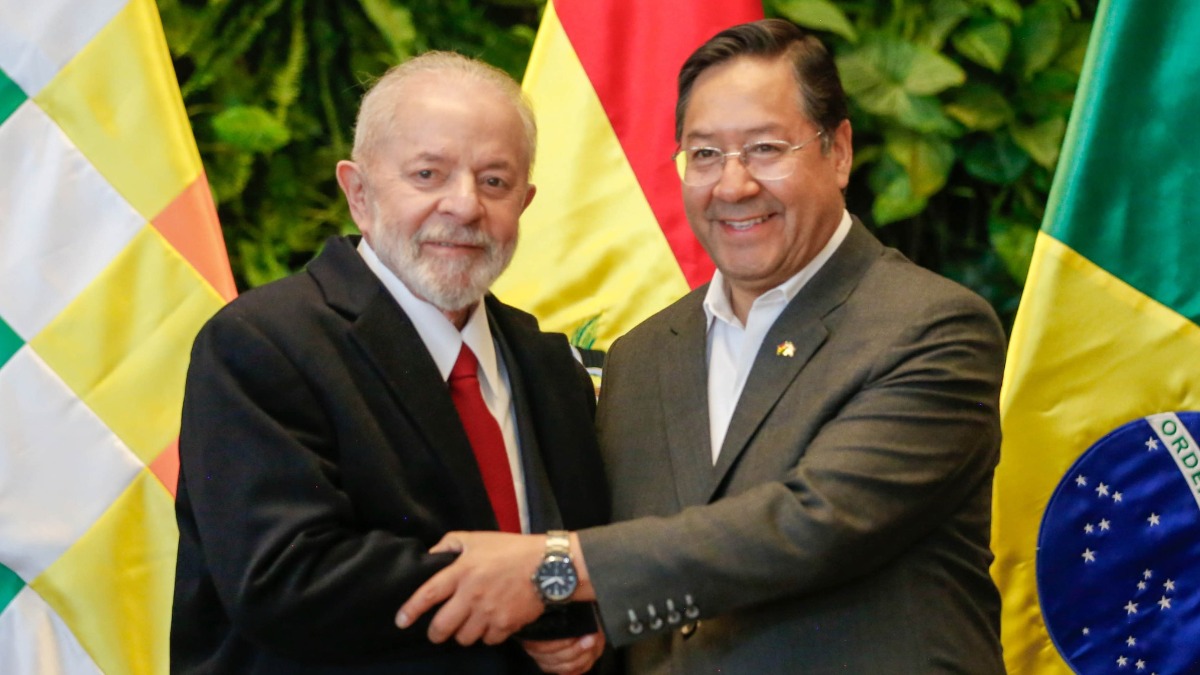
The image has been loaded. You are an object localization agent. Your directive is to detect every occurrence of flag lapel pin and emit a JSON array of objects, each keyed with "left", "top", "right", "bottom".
[{"left": 776, "top": 341, "right": 796, "bottom": 358}]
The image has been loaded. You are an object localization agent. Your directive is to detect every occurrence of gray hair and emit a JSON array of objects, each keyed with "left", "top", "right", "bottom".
[{"left": 350, "top": 51, "right": 537, "bottom": 172}]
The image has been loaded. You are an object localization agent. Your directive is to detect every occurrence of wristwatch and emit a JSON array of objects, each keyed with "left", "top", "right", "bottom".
[{"left": 531, "top": 530, "right": 578, "bottom": 605}]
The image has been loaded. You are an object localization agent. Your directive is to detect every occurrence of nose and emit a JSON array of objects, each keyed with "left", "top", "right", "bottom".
[
  {"left": 710, "top": 155, "right": 761, "bottom": 203},
  {"left": 438, "top": 173, "right": 484, "bottom": 222}
]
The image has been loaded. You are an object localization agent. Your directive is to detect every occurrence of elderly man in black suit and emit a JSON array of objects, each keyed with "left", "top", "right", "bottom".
[{"left": 170, "top": 51, "right": 609, "bottom": 674}]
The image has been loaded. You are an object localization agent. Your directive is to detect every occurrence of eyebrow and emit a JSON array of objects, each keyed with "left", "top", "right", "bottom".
[{"left": 683, "top": 125, "right": 788, "bottom": 145}]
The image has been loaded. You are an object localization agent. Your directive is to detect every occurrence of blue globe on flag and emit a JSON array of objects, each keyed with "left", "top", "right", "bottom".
[{"left": 1038, "top": 412, "right": 1200, "bottom": 673}]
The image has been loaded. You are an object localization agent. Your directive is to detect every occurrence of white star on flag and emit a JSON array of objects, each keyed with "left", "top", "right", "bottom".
[
  {"left": 1113, "top": 491, "right": 1123, "bottom": 502},
  {"left": 1097, "top": 482, "right": 1110, "bottom": 497},
  {"left": 1158, "top": 596, "right": 1171, "bottom": 610},
  {"left": 1085, "top": 523, "right": 1095, "bottom": 534},
  {"left": 1082, "top": 549, "right": 1097, "bottom": 562},
  {"left": 1145, "top": 437, "right": 1159, "bottom": 450},
  {"left": 1144, "top": 569, "right": 1153, "bottom": 579},
  {"left": 1164, "top": 579, "right": 1175, "bottom": 591},
  {"left": 1147, "top": 513, "right": 1160, "bottom": 526},
  {"left": 1127, "top": 636, "right": 1137, "bottom": 646},
  {"left": 1125, "top": 601, "right": 1138, "bottom": 615},
  {"left": 1076, "top": 475, "right": 1088, "bottom": 486},
  {"left": 1100, "top": 519, "right": 1111, "bottom": 530},
  {"left": 1118, "top": 655, "right": 1129, "bottom": 666}
]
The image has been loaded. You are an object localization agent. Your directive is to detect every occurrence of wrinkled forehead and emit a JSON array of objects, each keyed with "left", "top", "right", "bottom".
[{"left": 361, "top": 73, "right": 532, "bottom": 166}]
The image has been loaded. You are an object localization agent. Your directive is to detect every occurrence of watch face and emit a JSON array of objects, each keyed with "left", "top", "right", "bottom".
[{"left": 536, "top": 555, "right": 578, "bottom": 602}]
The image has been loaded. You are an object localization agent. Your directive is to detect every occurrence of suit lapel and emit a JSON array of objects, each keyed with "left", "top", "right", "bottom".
[
  {"left": 659, "top": 290, "right": 717, "bottom": 508},
  {"left": 708, "top": 220, "right": 883, "bottom": 499},
  {"left": 309, "top": 238, "right": 498, "bottom": 530},
  {"left": 490, "top": 313, "right": 560, "bottom": 533}
]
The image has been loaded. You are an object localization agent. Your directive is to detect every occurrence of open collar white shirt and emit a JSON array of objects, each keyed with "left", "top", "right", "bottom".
[
  {"left": 358, "top": 239, "right": 528, "bottom": 532},
  {"left": 702, "top": 210, "right": 852, "bottom": 463}
]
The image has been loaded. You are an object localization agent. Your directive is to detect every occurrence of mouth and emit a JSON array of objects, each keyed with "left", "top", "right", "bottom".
[
  {"left": 425, "top": 240, "right": 482, "bottom": 249},
  {"left": 717, "top": 214, "right": 772, "bottom": 231}
]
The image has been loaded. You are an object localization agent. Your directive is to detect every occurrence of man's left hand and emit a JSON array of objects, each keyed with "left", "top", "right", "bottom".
[{"left": 396, "top": 531, "right": 545, "bottom": 645}]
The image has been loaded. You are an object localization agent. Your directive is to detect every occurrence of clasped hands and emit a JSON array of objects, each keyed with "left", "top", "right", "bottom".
[{"left": 396, "top": 531, "right": 604, "bottom": 675}]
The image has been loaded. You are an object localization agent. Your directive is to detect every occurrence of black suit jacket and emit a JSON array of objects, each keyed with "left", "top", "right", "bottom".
[{"left": 172, "top": 236, "right": 609, "bottom": 673}]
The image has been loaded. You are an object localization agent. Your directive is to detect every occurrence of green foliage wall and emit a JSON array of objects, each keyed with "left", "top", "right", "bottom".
[{"left": 160, "top": 0, "right": 1096, "bottom": 327}]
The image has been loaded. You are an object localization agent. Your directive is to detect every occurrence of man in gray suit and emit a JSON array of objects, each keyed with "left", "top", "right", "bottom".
[{"left": 398, "top": 19, "right": 1007, "bottom": 674}]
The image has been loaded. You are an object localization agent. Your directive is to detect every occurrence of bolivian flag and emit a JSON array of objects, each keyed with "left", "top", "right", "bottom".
[
  {"left": 992, "top": 0, "right": 1200, "bottom": 672},
  {"left": 494, "top": 0, "right": 762, "bottom": 350},
  {"left": 0, "top": 0, "right": 233, "bottom": 672}
]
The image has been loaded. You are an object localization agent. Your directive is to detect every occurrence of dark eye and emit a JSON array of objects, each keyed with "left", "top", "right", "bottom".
[
  {"left": 746, "top": 142, "right": 785, "bottom": 157},
  {"left": 483, "top": 176, "right": 507, "bottom": 189},
  {"left": 689, "top": 147, "right": 723, "bottom": 165},
  {"left": 414, "top": 168, "right": 437, "bottom": 181}
]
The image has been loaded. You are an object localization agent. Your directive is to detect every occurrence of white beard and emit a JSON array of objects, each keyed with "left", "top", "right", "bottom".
[{"left": 371, "top": 219, "right": 516, "bottom": 312}]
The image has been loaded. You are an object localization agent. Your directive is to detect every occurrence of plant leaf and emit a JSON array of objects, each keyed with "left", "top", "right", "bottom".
[
  {"left": 868, "top": 157, "right": 928, "bottom": 225},
  {"left": 837, "top": 35, "right": 964, "bottom": 117},
  {"left": 774, "top": 0, "right": 858, "bottom": 43},
  {"left": 944, "top": 83, "right": 1014, "bottom": 131},
  {"left": 951, "top": 16, "right": 1011, "bottom": 72},
  {"left": 885, "top": 132, "right": 956, "bottom": 198},
  {"left": 1011, "top": 116, "right": 1066, "bottom": 169},
  {"left": 212, "top": 105, "right": 292, "bottom": 153},
  {"left": 962, "top": 132, "right": 1030, "bottom": 184},
  {"left": 896, "top": 96, "right": 965, "bottom": 136},
  {"left": 1011, "top": 0, "right": 1063, "bottom": 80},
  {"left": 989, "top": 216, "right": 1038, "bottom": 283},
  {"left": 357, "top": 0, "right": 417, "bottom": 60},
  {"left": 977, "top": 0, "right": 1023, "bottom": 23},
  {"left": 916, "top": 0, "right": 973, "bottom": 50}
]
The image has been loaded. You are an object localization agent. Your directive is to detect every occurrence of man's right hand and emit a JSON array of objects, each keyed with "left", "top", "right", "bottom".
[{"left": 522, "top": 631, "right": 605, "bottom": 675}]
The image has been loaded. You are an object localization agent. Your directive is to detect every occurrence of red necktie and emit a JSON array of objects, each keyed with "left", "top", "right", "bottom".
[{"left": 447, "top": 344, "right": 521, "bottom": 533}]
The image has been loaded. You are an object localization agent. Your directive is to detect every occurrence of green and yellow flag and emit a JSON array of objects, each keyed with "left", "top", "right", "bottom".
[
  {"left": 0, "top": 0, "right": 234, "bottom": 672},
  {"left": 992, "top": 0, "right": 1200, "bottom": 672},
  {"left": 494, "top": 0, "right": 762, "bottom": 350}
]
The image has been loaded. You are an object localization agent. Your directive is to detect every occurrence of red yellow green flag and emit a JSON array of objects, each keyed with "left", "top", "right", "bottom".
[
  {"left": 992, "top": 0, "right": 1200, "bottom": 672},
  {"left": 0, "top": 0, "right": 234, "bottom": 672},
  {"left": 494, "top": 0, "right": 763, "bottom": 350}
]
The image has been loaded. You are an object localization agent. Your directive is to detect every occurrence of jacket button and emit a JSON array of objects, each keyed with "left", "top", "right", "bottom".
[
  {"left": 627, "top": 609, "right": 644, "bottom": 635},
  {"left": 648, "top": 604, "right": 663, "bottom": 630}
]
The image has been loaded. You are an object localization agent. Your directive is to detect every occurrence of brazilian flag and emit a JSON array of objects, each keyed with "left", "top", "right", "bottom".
[{"left": 992, "top": 0, "right": 1200, "bottom": 672}]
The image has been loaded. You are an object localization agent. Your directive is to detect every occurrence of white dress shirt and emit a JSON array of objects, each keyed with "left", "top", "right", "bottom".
[
  {"left": 703, "top": 210, "right": 852, "bottom": 463},
  {"left": 358, "top": 240, "right": 529, "bottom": 532}
]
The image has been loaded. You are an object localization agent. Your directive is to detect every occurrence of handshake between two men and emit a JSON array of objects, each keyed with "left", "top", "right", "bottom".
[{"left": 397, "top": 531, "right": 604, "bottom": 675}]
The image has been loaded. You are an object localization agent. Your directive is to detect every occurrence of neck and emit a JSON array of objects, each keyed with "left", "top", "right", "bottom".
[
  {"left": 728, "top": 285, "right": 760, "bottom": 325},
  {"left": 441, "top": 305, "right": 473, "bottom": 330}
]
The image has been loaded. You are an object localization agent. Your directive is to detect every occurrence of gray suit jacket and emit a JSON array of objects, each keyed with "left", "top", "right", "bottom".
[{"left": 579, "top": 220, "right": 1006, "bottom": 674}]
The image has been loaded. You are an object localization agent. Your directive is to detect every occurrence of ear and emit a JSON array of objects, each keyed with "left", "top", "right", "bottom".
[
  {"left": 831, "top": 119, "right": 853, "bottom": 190},
  {"left": 521, "top": 183, "right": 537, "bottom": 212},
  {"left": 335, "top": 160, "right": 373, "bottom": 235}
]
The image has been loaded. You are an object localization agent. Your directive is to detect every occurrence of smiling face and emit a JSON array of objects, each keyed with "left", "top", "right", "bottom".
[
  {"left": 336, "top": 71, "right": 535, "bottom": 317},
  {"left": 679, "top": 55, "right": 852, "bottom": 315}
]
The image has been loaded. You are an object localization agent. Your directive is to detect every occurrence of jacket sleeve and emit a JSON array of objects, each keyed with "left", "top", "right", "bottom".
[{"left": 176, "top": 309, "right": 455, "bottom": 661}]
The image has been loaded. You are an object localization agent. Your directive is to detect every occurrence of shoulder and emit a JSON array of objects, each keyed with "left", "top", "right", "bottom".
[
  {"left": 611, "top": 286, "right": 706, "bottom": 351},
  {"left": 486, "top": 295, "right": 578, "bottom": 366},
  {"left": 201, "top": 271, "right": 321, "bottom": 338},
  {"left": 858, "top": 249, "right": 1001, "bottom": 327},
  {"left": 202, "top": 236, "right": 371, "bottom": 340}
]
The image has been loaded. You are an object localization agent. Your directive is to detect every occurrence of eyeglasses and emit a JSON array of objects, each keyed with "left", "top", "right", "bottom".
[{"left": 673, "top": 131, "right": 824, "bottom": 187}]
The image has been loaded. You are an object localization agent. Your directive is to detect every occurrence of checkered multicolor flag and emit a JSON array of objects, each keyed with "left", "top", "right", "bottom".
[{"left": 0, "top": 0, "right": 234, "bottom": 672}]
